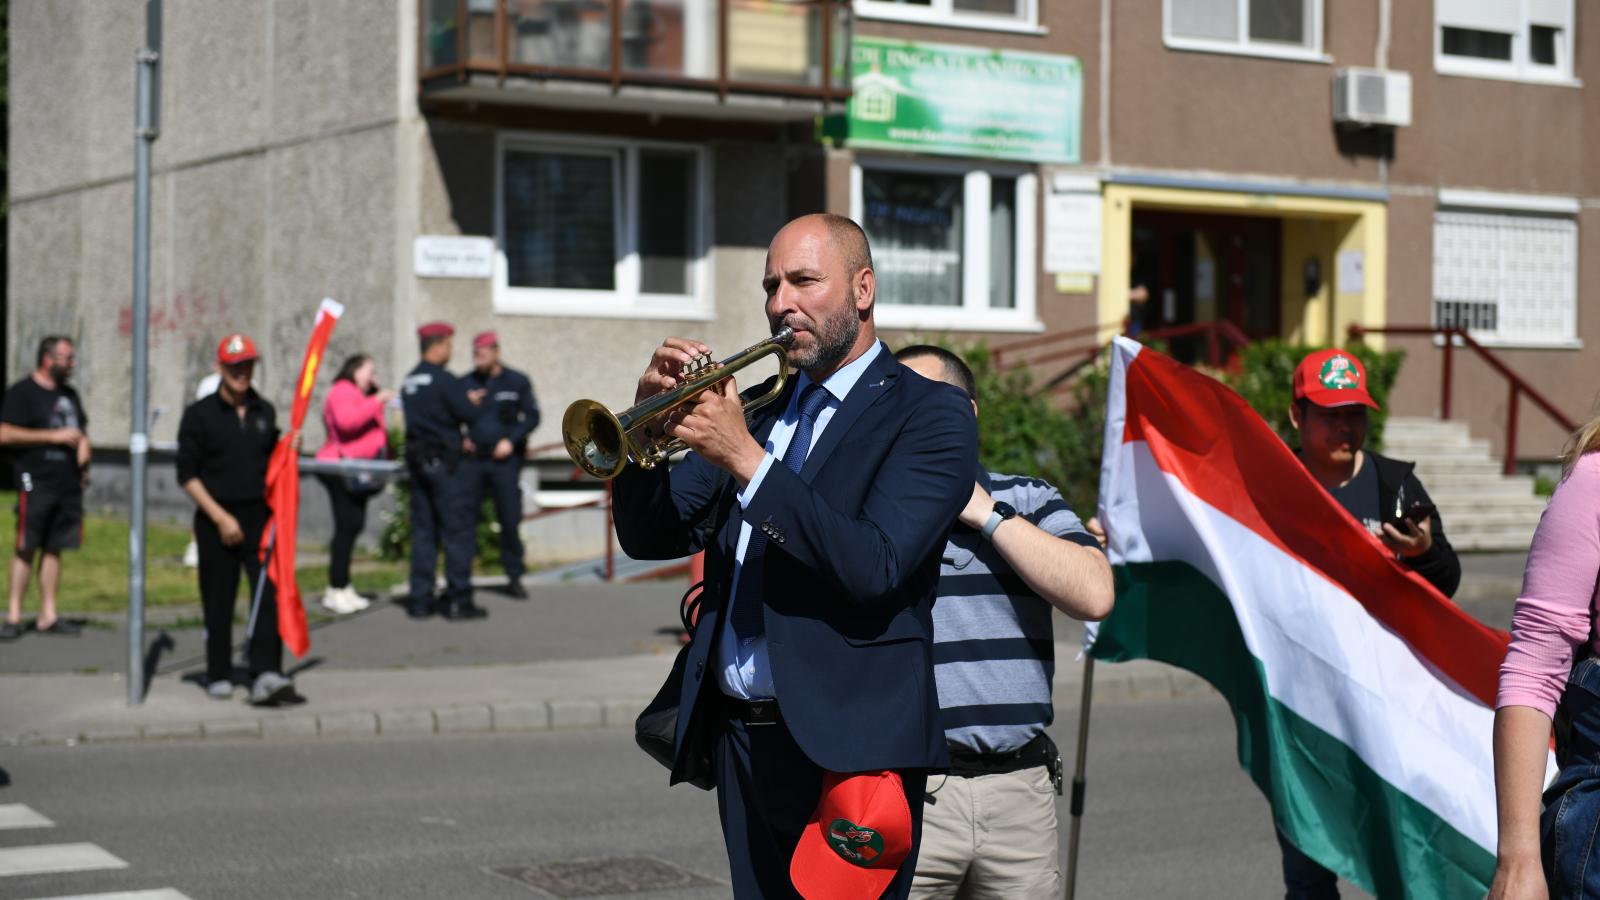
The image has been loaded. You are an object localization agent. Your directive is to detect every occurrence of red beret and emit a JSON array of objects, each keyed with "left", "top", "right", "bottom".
[
  {"left": 417, "top": 322, "right": 454, "bottom": 340},
  {"left": 473, "top": 330, "right": 498, "bottom": 350}
]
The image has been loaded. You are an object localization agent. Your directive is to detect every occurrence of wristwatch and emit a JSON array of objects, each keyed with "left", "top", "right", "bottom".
[{"left": 980, "top": 500, "right": 1017, "bottom": 541}]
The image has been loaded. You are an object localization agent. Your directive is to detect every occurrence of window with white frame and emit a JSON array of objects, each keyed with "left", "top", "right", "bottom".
[
  {"left": 1164, "top": 0, "right": 1323, "bottom": 59},
  {"left": 853, "top": 161, "right": 1038, "bottom": 331},
  {"left": 495, "top": 135, "right": 708, "bottom": 318},
  {"left": 854, "top": 0, "right": 1039, "bottom": 32},
  {"left": 1433, "top": 208, "right": 1578, "bottom": 347},
  {"left": 1435, "top": 0, "right": 1575, "bottom": 82}
]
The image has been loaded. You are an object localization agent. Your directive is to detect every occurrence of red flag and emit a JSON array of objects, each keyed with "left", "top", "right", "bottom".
[{"left": 262, "top": 298, "right": 343, "bottom": 657}]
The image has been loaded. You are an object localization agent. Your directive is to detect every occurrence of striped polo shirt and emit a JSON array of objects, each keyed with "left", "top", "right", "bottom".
[{"left": 933, "top": 470, "right": 1101, "bottom": 755}]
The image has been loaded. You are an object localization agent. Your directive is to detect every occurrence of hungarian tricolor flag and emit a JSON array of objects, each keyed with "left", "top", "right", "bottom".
[
  {"left": 261, "top": 298, "right": 343, "bottom": 657},
  {"left": 1087, "top": 337, "right": 1546, "bottom": 897}
]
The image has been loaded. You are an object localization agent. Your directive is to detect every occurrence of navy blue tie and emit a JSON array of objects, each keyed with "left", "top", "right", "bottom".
[{"left": 731, "top": 383, "right": 829, "bottom": 643}]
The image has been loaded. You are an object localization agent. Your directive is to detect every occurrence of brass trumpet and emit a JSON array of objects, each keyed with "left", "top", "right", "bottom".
[{"left": 562, "top": 327, "right": 796, "bottom": 480}]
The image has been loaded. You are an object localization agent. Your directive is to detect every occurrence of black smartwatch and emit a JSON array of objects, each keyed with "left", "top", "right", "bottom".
[{"left": 980, "top": 500, "right": 1017, "bottom": 541}]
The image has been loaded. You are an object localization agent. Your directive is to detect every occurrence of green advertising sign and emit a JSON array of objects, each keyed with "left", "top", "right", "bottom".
[{"left": 846, "top": 37, "right": 1082, "bottom": 164}]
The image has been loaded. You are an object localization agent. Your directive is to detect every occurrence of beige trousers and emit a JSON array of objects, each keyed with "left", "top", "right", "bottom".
[{"left": 909, "top": 765, "right": 1062, "bottom": 900}]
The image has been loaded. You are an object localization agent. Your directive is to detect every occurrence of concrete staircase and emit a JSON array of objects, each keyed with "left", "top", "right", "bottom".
[{"left": 1380, "top": 417, "right": 1548, "bottom": 552}]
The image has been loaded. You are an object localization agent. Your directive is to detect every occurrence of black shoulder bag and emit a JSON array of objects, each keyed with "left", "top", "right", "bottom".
[{"left": 634, "top": 579, "right": 715, "bottom": 789}]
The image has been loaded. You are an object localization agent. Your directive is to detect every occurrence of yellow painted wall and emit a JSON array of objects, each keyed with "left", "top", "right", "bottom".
[{"left": 1097, "top": 184, "right": 1387, "bottom": 349}]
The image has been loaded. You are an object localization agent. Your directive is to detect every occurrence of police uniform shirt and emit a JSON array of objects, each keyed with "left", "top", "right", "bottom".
[
  {"left": 464, "top": 366, "right": 540, "bottom": 455},
  {"left": 175, "top": 389, "right": 279, "bottom": 504},
  {"left": 401, "top": 360, "right": 477, "bottom": 448}
]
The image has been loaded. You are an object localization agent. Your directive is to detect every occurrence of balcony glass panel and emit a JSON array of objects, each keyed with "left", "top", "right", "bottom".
[
  {"left": 617, "top": 0, "right": 721, "bottom": 79},
  {"left": 727, "top": 0, "right": 847, "bottom": 89},
  {"left": 429, "top": 0, "right": 850, "bottom": 96},
  {"left": 468, "top": 0, "right": 499, "bottom": 64},
  {"left": 509, "top": 0, "right": 615, "bottom": 71},
  {"left": 423, "top": 0, "right": 461, "bottom": 69}
]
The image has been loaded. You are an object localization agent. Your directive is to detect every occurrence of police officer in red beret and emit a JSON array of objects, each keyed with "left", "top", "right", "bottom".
[{"left": 400, "top": 322, "right": 486, "bottom": 620}]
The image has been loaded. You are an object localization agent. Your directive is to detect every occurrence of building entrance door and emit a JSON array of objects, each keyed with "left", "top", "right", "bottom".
[{"left": 1130, "top": 210, "right": 1282, "bottom": 359}]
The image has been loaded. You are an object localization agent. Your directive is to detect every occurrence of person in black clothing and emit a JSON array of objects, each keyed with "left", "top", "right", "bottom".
[
  {"left": 465, "top": 330, "right": 540, "bottom": 599},
  {"left": 1276, "top": 347, "right": 1461, "bottom": 899},
  {"left": 176, "top": 333, "right": 299, "bottom": 706},
  {"left": 401, "top": 322, "right": 485, "bottom": 620},
  {"left": 0, "top": 336, "right": 89, "bottom": 640}
]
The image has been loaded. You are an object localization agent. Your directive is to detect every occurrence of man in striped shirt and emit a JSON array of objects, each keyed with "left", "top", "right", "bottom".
[{"left": 896, "top": 345, "right": 1115, "bottom": 899}]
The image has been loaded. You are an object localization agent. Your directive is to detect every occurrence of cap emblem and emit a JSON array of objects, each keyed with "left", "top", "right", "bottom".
[
  {"left": 826, "top": 819, "right": 885, "bottom": 867},
  {"left": 1318, "top": 355, "right": 1360, "bottom": 391}
]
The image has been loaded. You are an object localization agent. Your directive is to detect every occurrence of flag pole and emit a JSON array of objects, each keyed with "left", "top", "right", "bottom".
[
  {"left": 1063, "top": 654, "right": 1096, "bottom": 900},
  {"left": 246, "top": 522, "right": 276, "bottom": 643}
]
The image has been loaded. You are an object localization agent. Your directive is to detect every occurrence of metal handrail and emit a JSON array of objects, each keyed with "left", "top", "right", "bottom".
[
  {"left": 992, "top": 320, "right": 1255, "bottom": 397},
  {"left": 1348, "top": 324, "right": 1578, "bottom": 474}
]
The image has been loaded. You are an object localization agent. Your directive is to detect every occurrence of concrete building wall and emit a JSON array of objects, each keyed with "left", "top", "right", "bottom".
[
  {"left": 1107, "top": 0, "right": 1381, "bottom": 184},
  {"left": 407, "top": 115, "right": 790, "bottom": 453},
  {"left": 8, "top": 0, "right": 405, "bottom": 451}
]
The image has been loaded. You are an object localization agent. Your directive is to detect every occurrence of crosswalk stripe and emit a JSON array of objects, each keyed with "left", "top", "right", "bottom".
[
  {"left": 0, "top": 805, "right": 55, "bottom": 830},
  {"left": 0, "top": 843, "right": 128, "bottom": 878},
  {"left": 20, "top": 891, "right": 194, "bottom": 900}
]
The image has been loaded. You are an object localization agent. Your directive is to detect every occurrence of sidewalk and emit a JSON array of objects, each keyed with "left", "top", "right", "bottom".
[
  {"left": 0, "top": 578, "right": 1208, "bottom": 747},
  {"left": 1, "top": 551, "right": 1524, "bottom": 748}
]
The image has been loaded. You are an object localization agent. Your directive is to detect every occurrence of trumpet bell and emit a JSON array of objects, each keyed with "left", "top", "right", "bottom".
[{"left": 562, "top": 399, "right": 628, "bottom": 480}]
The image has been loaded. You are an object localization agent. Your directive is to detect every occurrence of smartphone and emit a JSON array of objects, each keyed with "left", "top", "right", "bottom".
[{"left": 1387, "top": 501, "right": 1436, "bottom": 531}]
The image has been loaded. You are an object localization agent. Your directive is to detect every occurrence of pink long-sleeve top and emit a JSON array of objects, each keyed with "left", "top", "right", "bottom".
[
  {"left": 315, "top": 379, "right": 389, "bottom": 462},
  {"left": 1496, "top": 451, "right": 1600, "bottom": 718}
]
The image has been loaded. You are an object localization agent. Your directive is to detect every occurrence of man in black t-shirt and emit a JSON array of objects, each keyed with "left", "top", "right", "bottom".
[
  {"left": 1276, "top": 347, "right": 1460, "bottom": 899},
  {"left": 0, "top": 336, "right": 89, "bottom": 640}
]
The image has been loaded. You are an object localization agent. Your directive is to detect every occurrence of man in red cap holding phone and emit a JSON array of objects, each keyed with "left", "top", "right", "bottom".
[
  {"left": 1274, "top": 347, "right": 1461, "bottom": 898},
  {"left": 176, "top": 333, "right": 299, "bottom": 705}
]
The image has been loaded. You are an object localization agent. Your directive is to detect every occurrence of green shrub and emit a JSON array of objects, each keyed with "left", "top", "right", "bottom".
[
  {"left": 377, "top": 426, "right": 502, "bottom": 570},
  {"left": 955, "top": 344, "right": 1106, "bottom": 517},
  {"left": 920, "top": 337, "right": 1405, "bottom": 519}
]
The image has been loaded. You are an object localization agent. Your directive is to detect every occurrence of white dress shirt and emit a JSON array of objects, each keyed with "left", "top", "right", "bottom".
[{"left": 717, "top": 341, "right": 886, "bottom": 700}]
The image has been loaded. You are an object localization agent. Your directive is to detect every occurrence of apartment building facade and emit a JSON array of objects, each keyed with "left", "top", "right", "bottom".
[{"left": 9, "top": 0, "right": 1595, "bottom": 472}]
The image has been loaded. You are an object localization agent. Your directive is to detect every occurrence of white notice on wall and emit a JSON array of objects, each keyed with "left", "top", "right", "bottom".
[
  {"left": 1337, "top": 249, "right": 1365, "bottom": 294},
  {"left": 414, "top": 236, "right": 495, "bottom": 279},
  {"left": 1044, "top": 189, "right": 1102, "bottom": 275}
]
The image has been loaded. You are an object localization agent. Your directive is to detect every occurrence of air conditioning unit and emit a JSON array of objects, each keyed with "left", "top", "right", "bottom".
[{"left": 1332, "top": 68, "right": 1412, "bottom": 128}]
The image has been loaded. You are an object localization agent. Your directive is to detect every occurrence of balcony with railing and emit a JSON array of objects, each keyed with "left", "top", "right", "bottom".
[{"left": 418, "top": 0, "right": 851, "bottom": 114}]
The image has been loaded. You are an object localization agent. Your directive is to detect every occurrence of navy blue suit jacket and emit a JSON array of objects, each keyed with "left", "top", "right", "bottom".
[{"left": 614, "top": 344, "right": 978, "bottom": 779}]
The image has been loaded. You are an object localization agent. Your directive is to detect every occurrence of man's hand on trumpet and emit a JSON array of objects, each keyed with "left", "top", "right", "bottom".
[
  {"left": 635, "top": 337, "right": 712, "bottom": 405},
  {"left": 670, "top": 377, "right": 765, "bottom": 487}
]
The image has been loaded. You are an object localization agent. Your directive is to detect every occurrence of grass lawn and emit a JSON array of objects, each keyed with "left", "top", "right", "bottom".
[{"left": 0, "top": 491, "right": 411, "bottom": 614}]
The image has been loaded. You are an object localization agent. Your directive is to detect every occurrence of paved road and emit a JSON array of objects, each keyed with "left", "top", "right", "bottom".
[{"left": 0, "top": 695, "right": 1373, "bottom": 899}]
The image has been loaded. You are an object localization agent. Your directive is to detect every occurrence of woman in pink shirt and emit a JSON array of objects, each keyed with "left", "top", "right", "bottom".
[
  {"left": 315, "top": 355, "right": 395, "bottom": 615},
  {"left": 1490, "top": 418, "right": 1600, "bottom": 899}
]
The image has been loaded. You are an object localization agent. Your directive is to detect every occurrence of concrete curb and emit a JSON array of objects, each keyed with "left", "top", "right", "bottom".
[
  {"left": 0, "top": 665, "right": 1216, "bottom": 748},
  {"left": 2, "top": 696, "right": 658, "bottom": 748}
]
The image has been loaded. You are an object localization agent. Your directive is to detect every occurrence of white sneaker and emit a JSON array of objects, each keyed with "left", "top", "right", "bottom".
[
  {"left": 340, "top": 586, "right": 371, "bottom": 612},
  {"left": 249, "top": 671, "right": 297, "bottom": 706},
  {"left": 320, "top": 588, "right": 354, "bottom": 615}
]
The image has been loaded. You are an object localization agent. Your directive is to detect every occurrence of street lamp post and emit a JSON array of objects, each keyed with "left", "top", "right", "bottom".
[{"left": 128, "top": 0, "right": 162, "bottom": 706}]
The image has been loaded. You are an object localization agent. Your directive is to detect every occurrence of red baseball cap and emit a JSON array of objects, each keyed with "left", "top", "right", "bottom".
[
  {"left": 216, "top": 333, "right": 259, "bottom": 365},
  {"left": 417, "top": 321, "right": 454, "bottom": 340},
  {"left": 1293, "top": 348, "right": 1379, "bottom": 410},
  {"left": 473, "top": 330, "right": 498, "bottom": 350},
  {"left": 790, "top": 770, "right": 913, "bottom": 899}
]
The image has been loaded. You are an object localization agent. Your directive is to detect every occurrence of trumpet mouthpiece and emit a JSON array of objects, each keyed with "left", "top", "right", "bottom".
[{"left": 771, "top": 326, "right": 795, "bottom": 345}]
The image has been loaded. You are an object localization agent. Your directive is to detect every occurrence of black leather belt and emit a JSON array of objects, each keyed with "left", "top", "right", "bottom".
[
  {"left": 947, "top": 733, "right": 1054, "bottom": 777},
  {"left": 724, "top": 696, "right": 783, "bottom": 727}
]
